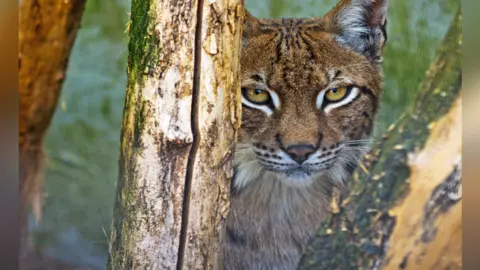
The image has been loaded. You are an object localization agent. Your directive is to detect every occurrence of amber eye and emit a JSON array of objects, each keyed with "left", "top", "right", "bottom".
[
  {"left": 325, "top": 86, "right": 350, "bottom": 102},
  {"left": 242, "top": 88, "right": 271, "bottom": 105}
]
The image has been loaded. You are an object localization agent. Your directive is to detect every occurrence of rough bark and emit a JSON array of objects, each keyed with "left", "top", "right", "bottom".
[
  {"left": 18, "top": 0, "right": 86, "bottom": 264},
  {"left": 107, "top": 0, "right": 244, "bottom": 269},
  {"left": 298, "top": 9, "right": 462, "bottom": 270}
]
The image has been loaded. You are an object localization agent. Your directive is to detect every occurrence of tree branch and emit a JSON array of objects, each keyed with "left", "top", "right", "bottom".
[{"left": 19, "top": 0, "right": 86, "bottom": 264}]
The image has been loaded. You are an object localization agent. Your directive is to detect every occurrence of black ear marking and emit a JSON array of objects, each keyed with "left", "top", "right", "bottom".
[{"left": 381, "top": 18, "right": 388, "bottom": 43}]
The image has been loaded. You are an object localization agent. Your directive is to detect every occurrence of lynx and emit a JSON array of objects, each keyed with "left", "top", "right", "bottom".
[{"left": 224, "top": 0, "right": 389, "bottom": 269}]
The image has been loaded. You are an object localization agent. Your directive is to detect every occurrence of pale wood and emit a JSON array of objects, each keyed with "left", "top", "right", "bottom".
[
  {"left": 107, "top": 0, "right": 244, "bottom": 268},
  {"left": 381, "top": 95, "right": 462, "bottom": 269}
]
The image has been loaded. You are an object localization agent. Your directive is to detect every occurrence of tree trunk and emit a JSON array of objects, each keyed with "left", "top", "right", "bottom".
[
  {"left": 19, "top": 0, "right": 86, "bottom": 264},
  {"left": 107, "top": 0, "right": 244, "bottom": 269},
  {"left": 298, "top": 9, "right": 462, "bottom": 270}
]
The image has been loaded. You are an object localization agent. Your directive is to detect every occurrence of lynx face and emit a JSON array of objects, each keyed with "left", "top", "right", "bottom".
[{"left": 234, "top": 0, "right": 388, "bottom": 189}]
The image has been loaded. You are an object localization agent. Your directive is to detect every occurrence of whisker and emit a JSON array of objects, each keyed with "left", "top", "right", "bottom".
[
  {"left": 343, "top": 141, "right": 378, "bottom": 146},
  {"left": 237, "top": 159, "right": 260, "bottom": 168},
  {"left": 327, "top": 161, "right": 348, "bottom": 186},
  {"left": 337, "top": 156, "right": 358, "bottom": 169},
  {"left": 342, "top": 146, "right": 371, "bottom": 150},
  {"left": 341, "top": 147, "right": 371, "bottom": 153},
  {"left": 102, "top": 226, "right": 109, "bottom": 242},
  {"left": 337, "top": 153, "right": 362, "bottom": 167},
  {"left": 343, "top": 138, "right": 379, "bottom": 143}
]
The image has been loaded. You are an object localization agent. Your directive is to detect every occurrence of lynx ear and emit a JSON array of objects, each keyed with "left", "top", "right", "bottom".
[
  {"left": 242, "top": 10, "right": 261, "bottom": 47},
  {"left": 323, "top": 0, "right": 389, "bottom": 62}
]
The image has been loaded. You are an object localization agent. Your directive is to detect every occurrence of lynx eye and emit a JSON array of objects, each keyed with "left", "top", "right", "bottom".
[
  {"left": 241, "top": 87, "right": 280, "bottom": 116},
  {"left": 325, "top": 86, "right": 350, "bottom": 102},
  {"left": 316, "top": 85, "right": 360, "bottom": 112},
  {"left": 242, "top": 88, "right": 271, "bottom": 105}
]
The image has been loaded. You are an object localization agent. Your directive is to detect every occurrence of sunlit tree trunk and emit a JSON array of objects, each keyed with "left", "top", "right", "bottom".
[
  {"left": 299, "top": 9, "right": 462, "bottom": 270},
  {"left": 107, "top": 0, "right": 244, "bottom": 268},
  {"left": 19, "top": 0, "right": 86, "bottom": 265}
]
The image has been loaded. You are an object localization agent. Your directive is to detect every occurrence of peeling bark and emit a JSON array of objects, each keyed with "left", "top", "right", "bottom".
[
  {"left": 382, "top": 96, "right": 462, "bottom": 269},
  {"left": 107, "top": 0, "right": 244, "bottom": 269},
  {"left": 298, "top": 9, "right": 462, "bottom": 270},
  {"left": 18, "top": 0, "right": 86, "bottom": 265}
]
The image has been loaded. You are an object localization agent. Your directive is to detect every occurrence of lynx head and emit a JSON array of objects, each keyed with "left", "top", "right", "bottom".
[{"left": 234, "top": 0, "right": 389, "bottom": 190}]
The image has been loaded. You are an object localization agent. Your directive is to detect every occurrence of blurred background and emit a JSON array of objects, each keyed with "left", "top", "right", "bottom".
[{"left": 28, "top": 0, "right": 458, "bottom": 269}]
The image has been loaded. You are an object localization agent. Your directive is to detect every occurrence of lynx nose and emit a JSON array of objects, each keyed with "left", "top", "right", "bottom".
[{"left": 285, "top": 144, "right": 316, "bottom": 164}]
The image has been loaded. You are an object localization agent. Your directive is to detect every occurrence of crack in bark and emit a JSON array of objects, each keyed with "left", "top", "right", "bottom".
[{"left": 177, "top": 0, "right": 205, "bottom": 269}]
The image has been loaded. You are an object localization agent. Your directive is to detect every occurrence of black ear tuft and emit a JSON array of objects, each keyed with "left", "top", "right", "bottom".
[{"left": 323, "top": 0, "right": 389, "bottom": 62}]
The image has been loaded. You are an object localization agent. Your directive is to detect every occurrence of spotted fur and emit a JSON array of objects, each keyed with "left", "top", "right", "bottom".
[{"left": 225, "top": 1, "right": 388, "bottom": 269}]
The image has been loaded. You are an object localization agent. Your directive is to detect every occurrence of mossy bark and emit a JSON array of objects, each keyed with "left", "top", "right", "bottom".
[
  {"left": 18, "top": 0, "right": 86, "bottom": 265},
  {"left": 298, "top": 9, "right": 462, "bottom": 270},
  {"left": 107, "top": 0, "right": 244, "bottom": 269}
]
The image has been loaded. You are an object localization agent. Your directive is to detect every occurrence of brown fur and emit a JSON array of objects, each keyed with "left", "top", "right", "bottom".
[{"left": 224, "top": 1, "right": 389, "bottom": 269}]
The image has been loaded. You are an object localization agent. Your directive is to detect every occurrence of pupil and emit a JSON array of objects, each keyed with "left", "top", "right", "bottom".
[
  {"left": 332, "top": 88, "right": 337, "bottom": 93},
  {"left": 255, "top": 89, "right": 262, "bottom": 95}
]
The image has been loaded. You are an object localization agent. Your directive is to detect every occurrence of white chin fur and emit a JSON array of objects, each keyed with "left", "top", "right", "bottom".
[
  {"left": 277, "top": 170, "right": 317, "bottom": 188},
  {"left": 233, "top": 157, "right": 320, "bottom": 190},
  {"left": 233, "top": 143, "right": 326, "bottom": 190}
]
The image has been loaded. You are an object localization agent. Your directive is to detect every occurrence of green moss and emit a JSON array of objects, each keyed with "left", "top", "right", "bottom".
[
  {"left": 133, "top": 101, "right": 147, "bottom": 144},
  {"left": 127, "top": 0, "right": 158, "bottom": 85},
  {"left": 123, "top": 0, "right": 161, "bottom": 140}
]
